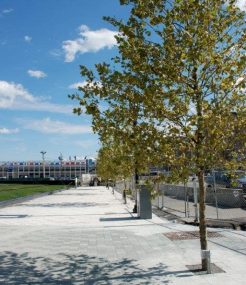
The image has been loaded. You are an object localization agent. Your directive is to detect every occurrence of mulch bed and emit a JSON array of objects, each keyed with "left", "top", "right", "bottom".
[{"left": 164, "top": 230, "right": 222, "bottom": 240}]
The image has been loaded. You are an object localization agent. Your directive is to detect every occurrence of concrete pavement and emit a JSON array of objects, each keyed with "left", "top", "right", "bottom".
[{"left": 0, "top": 186, "right": 245, "bottom": 284}]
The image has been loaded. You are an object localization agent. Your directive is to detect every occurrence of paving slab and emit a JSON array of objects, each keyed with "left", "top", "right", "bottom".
[{"left": 0, "top": 186, "right": 245, "bottom": 284}]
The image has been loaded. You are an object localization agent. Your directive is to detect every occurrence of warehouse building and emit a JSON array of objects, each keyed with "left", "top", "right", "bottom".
[{"left": 0, "top": 158, "right": 96, "bottom": 180}]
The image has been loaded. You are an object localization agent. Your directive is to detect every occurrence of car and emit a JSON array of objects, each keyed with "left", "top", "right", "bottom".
[
  {"left": 237, "top": 175, "right": 246, "bottom": 193},
  {"left": 205, "top": 171, "right": 246, "bottom": 190}
]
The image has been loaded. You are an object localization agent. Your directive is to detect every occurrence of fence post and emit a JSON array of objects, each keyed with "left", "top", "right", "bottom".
[
  {"left": 162, "top": 186, "right": 164, "bottom": 209},
  {"left": 212, "top": 169, "right": 219, "bottom": 219},
  {"left": 192, "top": 176, "right": 199, "bottom": 222},
  {"left": 187, "top": 193, "right": 190, "bottom": 217},
  {"left": 184, "top": 182, "right": 187, "bottom": 217}
]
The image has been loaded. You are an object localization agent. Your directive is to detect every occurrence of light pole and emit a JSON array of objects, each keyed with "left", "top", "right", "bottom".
[
  {"left": 84, "top": 156, "right": 87, "bottom": 174},
  {"left": 74, "top": 156, "right": 77, "bottom": 178},
  {"left": 40, "top": 151, "right": 46, "bottom": 178},
  {"left": 58, "top": 153, "right": 63, "bottom": 179}
]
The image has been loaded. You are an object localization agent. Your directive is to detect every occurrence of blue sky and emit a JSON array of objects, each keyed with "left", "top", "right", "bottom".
[
  {"left": 0, "top": 0, "right": 129, "bottom": 161},
  {"left": 0, "top": 1, "right": 245, "bottom": 162}
]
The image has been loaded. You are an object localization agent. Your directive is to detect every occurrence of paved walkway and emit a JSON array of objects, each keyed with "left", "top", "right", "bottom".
[{"left": 0, "top": 186, "right": 245, "bottom": 284}]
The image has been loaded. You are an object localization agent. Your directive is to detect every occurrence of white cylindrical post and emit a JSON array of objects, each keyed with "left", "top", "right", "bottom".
[{"left": 201, "top": 250, "right": 211, "bottom": 274}]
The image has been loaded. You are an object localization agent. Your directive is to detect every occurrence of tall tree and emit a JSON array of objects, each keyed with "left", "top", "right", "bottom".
[
  {"left": 70, "top": 56, "right": 172, "bottom": 210},
  {"left": 104, "top": 0, "right": 245, "bottom": 270},
  {"left": 96, "top": 142, "right": 133, "bottom": 186},
  {"left": 70, "top": 0, "right": 245, "bottom": 271}
]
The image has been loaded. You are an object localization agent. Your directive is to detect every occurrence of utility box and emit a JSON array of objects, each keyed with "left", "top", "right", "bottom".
[{"left": 137, "top": 185, "right": 152, "bottom": 219}]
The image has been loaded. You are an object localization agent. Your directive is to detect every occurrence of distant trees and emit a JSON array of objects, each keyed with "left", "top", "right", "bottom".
[{"left": 70, "top": 0, "right": 245, "bottom": 271}]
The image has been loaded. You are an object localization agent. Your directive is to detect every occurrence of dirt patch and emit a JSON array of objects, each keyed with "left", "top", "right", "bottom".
[{"left": 164, "top": 231, "right": 222, "bottom": 240}]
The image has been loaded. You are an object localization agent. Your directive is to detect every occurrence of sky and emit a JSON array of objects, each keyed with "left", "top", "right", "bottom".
[
  {"left": 0, "top": 1, "right": 245, "bottom": 162},
  {"left": 0, "top": 0, "right": 129, "bottom": 161}
]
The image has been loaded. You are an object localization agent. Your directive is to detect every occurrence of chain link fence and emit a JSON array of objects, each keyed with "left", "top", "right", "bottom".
[
  {"left": 114, "top": 178, "right": 136, "bottom": 201},
  {"left": 153, "top": 176, "right": 246, "bottom": 221},
  {"left": 115, "top": 175, "right": 246, "bottom": 222}
]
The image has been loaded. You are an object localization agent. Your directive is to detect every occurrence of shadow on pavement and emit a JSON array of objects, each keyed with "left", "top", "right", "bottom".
[
  {"left": 0, "top": 215, "right": 28, "bottom": 219},
  {"left": 100, "top": 217, "right": 139, "bottom": 222},
  {"left": 16, "top": 202, "right": 110, "bottom": 208},
  {"left": 0, "top": 251, "right": 193, "bottom": 284},
  {"left": 55, "top": 193, "right": 98, "bottom": 196}
]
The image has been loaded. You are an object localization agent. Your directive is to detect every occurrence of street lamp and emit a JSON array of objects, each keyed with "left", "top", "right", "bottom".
[
  {"left": 74, "top": 156, "right": 77, "bottom": 178},
  {"left": 84, "top": 156, "right": 87, "bottom": 174},
  {"left": 58, "top": 153, "right": 63, "bottom": 179},
  {"left": 40, "top": 151, "right": 46, "bottom": 178}
]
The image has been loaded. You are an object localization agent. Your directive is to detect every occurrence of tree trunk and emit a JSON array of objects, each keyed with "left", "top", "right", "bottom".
[
  {"left": 123, "top": 179, "right": 127, "bottom": 204},
  {"left": 197, "top": 170, "right": 208, "bottom": 271},
  {"left": 132, "top": 169, "right": 139, "bottom": 213}
]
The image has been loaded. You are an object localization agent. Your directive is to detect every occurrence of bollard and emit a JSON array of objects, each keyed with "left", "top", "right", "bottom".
[{"left": 201, "top": 250, "right": 211, "bottom": 274}]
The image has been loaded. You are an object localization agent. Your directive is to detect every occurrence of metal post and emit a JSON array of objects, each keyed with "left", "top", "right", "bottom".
[
  {"left": 69, "top": 157, "right": 71, "bottom": 180},
  {"left": 187, "top": 194, "right": 190, "bottom": 217},
  {"left": 184, "top": 183, "right": 187, "bottom": 217},
  {"left": 162, "top": 188, "right": 164, "bottom": 209},
  {"left": 58, "top": 153, "right": 63, "bottom": 179},
  {"left": 17, "top": 163, "right": 19, "bottom": 178},
  {"left": 74, "top": 156, "right": 77, "bottom": 179},
  {"left": 212, "top": 169, "right": 219, "bottom": 219},
  {"left": 84, "top": 156, "right": 87, "bottom": 174},
  {"left": 40, "top": 151, "right": 46, "bottom": 179},
  {"left": 157, "top": 186, "right": 160, "bottom": 209},
  {"left": 192, "top": 176, "right": 199, "bottom": 222},
  {"left": 157, "top": 182, "right": 160, "bottom": 208}
]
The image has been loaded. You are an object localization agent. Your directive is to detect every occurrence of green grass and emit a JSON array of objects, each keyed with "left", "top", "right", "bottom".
[{"left": 0, "top": 184, "right": 66, "bottom": 202}]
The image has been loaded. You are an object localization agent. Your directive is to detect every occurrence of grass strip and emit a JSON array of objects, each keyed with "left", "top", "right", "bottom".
[{"left": 0, "top": 184, "right": 66, "bottom": 202}]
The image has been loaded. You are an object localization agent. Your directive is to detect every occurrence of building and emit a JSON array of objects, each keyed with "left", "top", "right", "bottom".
[{"left": 0, "top": 158, "right": 96, "bottom": 180}]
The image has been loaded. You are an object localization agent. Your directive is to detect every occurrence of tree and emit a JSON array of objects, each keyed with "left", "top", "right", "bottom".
[
  {"left": 96, "top": 142, "right": 132, "bottom": 183},
  {"left": 70, "top": 0, "right": 245, "bottom": 271},
  {"left": 70, "top": 55, "right": 172, "bottom": 211},
  {"left": 103, "top": 0, "right": 245, "bottom": 270}
]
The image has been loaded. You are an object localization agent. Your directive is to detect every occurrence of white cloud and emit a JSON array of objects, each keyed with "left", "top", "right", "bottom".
[
  {"left": 2, "top": 8, "right": 13, "bottom": 14},
  {"left": 74, "top": 139, "right": 99, "bottom": 148},
  {"left": 63, "top": 25, "right": 118, "bottom": 62},
  {"left": 69, "top": 80, "right": 102, "bottom": 89},
  {"left": 69, "top": 81, "right": 87, "bottom": 89},
  {"left": 18, "top": 117, "right": 92, "bottom": 135},
  {"left": 0, "top": 80, "right": 73, "bottom": 114},
  {"left": 27, "top": 69, "right": 47, "bottom": 79},
  {"left": 0, "top": 127, "right": 19, "bottom": 134},
  {"left": 24, "top": 35, "right": 32, "bottom": 43},
  {"left": 236, "top": 0, "right": 246, "bottom": 10},
  {"left": 49, "top": 49, "right": 63, "bottom": 58}
]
